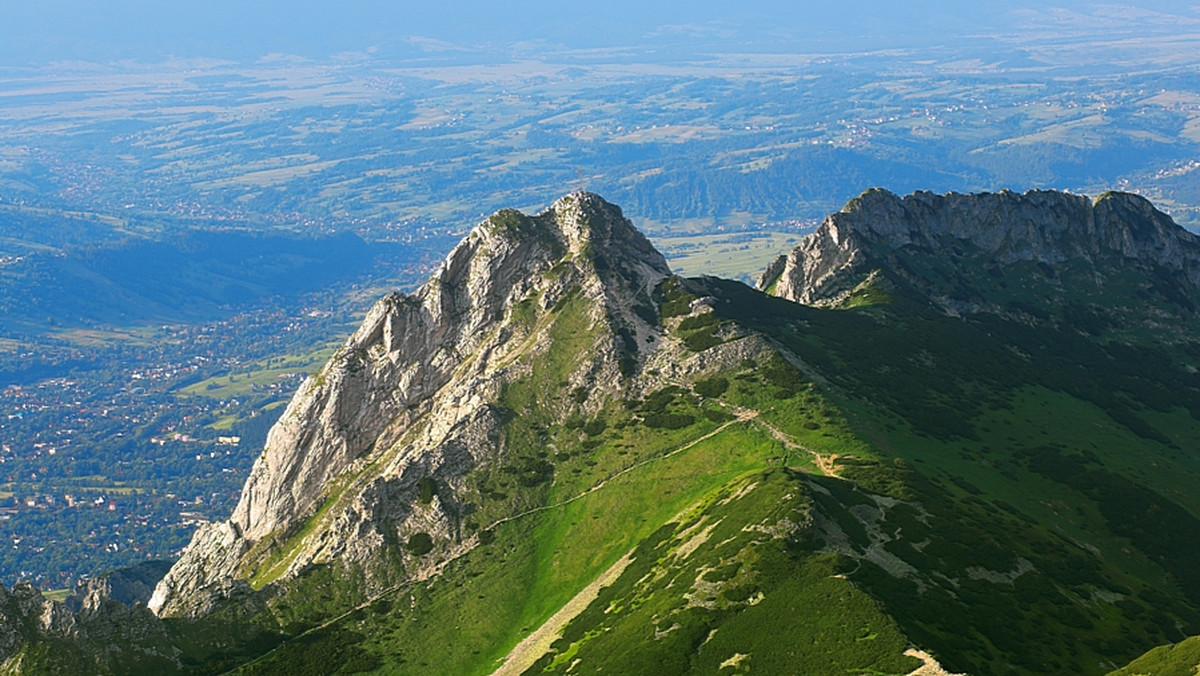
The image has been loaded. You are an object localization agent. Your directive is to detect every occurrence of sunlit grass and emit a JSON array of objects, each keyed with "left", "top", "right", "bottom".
[{"left": 179, "top": 346, "right": 335, "bottom": 400}]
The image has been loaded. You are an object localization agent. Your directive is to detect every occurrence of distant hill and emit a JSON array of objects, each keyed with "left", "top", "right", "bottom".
[{"left": 0, "top": 219, "right": 386, "bottom": 332}]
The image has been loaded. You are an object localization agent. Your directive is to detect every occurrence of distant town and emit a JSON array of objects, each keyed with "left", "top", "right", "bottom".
[{"left": 0, "top": 302, "right": 351, "bottom": 588}]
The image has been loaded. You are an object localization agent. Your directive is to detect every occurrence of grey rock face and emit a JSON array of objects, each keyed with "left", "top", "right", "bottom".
[
  {"left": 150, "top": 192, "right": 671, "bottom": 618},
  {"left": 758, "top": 188, "right": 1200, "bottom": 307},
  {"left": 0, "top": 582, "right": 76, "bottom": 667},
  {"left": 67, "top": 560, "right": 172, "bottom": 617}
]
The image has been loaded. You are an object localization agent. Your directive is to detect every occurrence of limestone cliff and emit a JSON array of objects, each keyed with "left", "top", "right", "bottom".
[
  {"left": 757, "top": 188, "right": 1200, "bottom": 312},
  {"left": 149, "top": 192, "right": 672, "bottom": 618}
]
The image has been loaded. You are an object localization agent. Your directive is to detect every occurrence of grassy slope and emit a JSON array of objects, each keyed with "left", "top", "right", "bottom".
[
  {"left": 226, "top": 278, "right": 924, "bottom": 675},
  {"left": 1108, "top": 635, "right": 1200, "bottom": 676},
  {"left": 699, "top": 275, "right": 1200, "bottom": 674},
  {"left": 524, "top": 470, "right": 917, "bottom": 676},
  {"left": 99, "top": 265, "right": 1200, "bottom": 676},
  {"left": 233, "top": 396, "right": 860, "bottom": 674}
]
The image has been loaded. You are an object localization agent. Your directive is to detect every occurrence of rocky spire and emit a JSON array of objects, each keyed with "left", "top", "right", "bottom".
[{"left": 149, "top": 193, "right": 670, "bottom": 618}]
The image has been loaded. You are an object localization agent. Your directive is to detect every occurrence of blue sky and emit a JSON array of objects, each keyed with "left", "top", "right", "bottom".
[{"left": 1, "top": 1, "right": 1198, "bottom": 65}]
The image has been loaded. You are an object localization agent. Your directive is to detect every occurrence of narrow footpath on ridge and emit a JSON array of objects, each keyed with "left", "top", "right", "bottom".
[
  {"left": 224, "top": 397, "right": 849, "bottom": 674},
  {"left": 710, "top": 397, "right": 841, "bottom": 477},
  {"left": 748, "top": 413, "right": 841, "bottom": 476},
  {"left": 221, "top": 412, "right": 754, "bottom": 674}
]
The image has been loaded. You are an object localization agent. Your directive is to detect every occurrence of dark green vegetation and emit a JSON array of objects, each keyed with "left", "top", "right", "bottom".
[{"left": 681, "top": 255, "right": 1200, "bottom": 673}]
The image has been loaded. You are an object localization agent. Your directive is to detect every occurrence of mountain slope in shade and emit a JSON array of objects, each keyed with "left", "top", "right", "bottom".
[{"left": 2, "top": 190, "right": 1200, "bottom": 675}]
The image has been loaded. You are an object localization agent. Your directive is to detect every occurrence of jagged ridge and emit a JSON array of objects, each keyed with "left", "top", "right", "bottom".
[{"left": 758, "top": 188, "right": 1200, "bottom": 313}]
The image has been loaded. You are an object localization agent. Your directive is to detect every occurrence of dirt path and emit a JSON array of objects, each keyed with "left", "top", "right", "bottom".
[
  {"left": 489, "top": 552, "right": 633, "bottom": 676},
  {"left": 660, "top": 371, "right": 843, "bottom": 478},
  {"left": 903, "top": 648, "right": 966, "bottom": 676},
  {"left": 731, "top": 408, "right": 840, "bottom": 477}
]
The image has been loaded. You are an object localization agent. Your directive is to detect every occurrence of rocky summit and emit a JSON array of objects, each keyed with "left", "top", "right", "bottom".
[
  {"left": 5, "top": 189, "right": 1200, "bottom": 676},
  {"left": 758, "top": 188, "right": 1200, "bottom": 316},
  {"left": 149, "top": 192, "right": 676, "bottom": 617}
]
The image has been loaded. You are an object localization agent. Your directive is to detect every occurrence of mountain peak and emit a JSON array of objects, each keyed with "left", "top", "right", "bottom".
[
  {"left": 551, "top": 190, "right": 667, "bottom": 270},
  {"left": 758, "top": 188, "right": 1200, "bottom": 313},
  {"left": 548, "top": 190, "right": 625, "bottom": 243},
  {"left": 149, "top": 193, "right": 671, "bottom": 617},
  {"left": 474, "top": 191, "right": 655, "bottom": 248}
]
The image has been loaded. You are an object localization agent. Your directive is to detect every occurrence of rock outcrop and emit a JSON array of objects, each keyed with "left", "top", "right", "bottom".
[
  {"left": 150, "top": 192, "right": 672, "bottom": 618},
  {"left": 758, "top": 188, "right": 1200, "bottom": 310},
  {"left": 0, "top": 582, "right": 77, "bottom": 656},
  {"left": 0, "top": 563, "right": 179, "bottom": 673},
  {"left": 67, "top": 560, "right": 172, "bottom": 615}
]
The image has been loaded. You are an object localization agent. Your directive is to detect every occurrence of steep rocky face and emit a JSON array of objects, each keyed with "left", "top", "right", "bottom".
[
  {"left": 758, "top": 188, "right": 1200, "bottom": 312},
  {"left": 0, "top": 583, "right": 74, "bottom": 672},
  {"left": 149, "top": 192, "right": 672, "bottom": 618}
]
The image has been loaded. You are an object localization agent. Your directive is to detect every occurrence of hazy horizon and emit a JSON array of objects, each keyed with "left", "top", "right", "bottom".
[{"left": 3, "top": 1, "right": 1200, "bottom": 67}]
